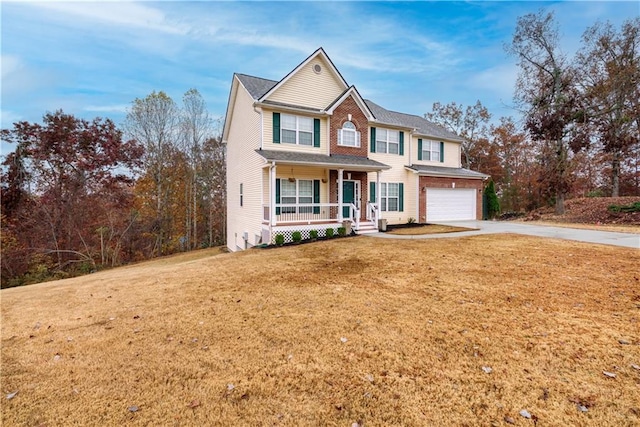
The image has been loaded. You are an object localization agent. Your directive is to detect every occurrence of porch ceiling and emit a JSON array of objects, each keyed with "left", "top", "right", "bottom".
[{"left": 256, "top": 149, "right": 390, "bottom": 171}]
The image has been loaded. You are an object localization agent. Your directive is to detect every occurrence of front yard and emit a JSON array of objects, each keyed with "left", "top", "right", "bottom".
[{"left": 2, "top": 235, "right": 639, "bottom": 426}]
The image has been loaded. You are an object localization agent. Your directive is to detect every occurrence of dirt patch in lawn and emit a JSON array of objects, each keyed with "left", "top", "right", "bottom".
[
  {"left": 386, "top": 224, "right": 477, "bottom": 235},
  {"left": 2, "top": 235, "right": 639, "bottom": 426}
]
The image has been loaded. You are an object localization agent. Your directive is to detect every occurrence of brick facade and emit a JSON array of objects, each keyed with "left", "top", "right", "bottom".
[
  {"left": 329, "top": 95, "right": 369, "bottom": 157},
  {"left": 418, "top": 176, "right": 484, "bottom": 222}
]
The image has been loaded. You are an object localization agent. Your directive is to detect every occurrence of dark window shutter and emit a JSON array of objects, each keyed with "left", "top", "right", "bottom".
[
  {"left": 398, "top": 183, "right": 404, "bottom": 212},
  {"left": 369, "top": 181, "right": 376, "bottom": 203},
  {"left": 313, "top": 118, "right": 321, "bottom": 147},
  {"left": 370, "top": 127, "right": 376, "bottom": 153},
  {"left": 440, "top": 141, "right": 444, "bottom": 162},
  {"left": 275, "top": 178, "right": 281, "bottom": 215},
  {"left": 399, "top": 131, "right": 404, "bottom": 155},
  {"left": 273, "top": 113, "right": 280, "bottom": 144},
  {"left": 313, "top": 179, "right": 320, "bottom": 214},
  {"left": 418, "top": 139, "right": 423, "bottom": 161}
]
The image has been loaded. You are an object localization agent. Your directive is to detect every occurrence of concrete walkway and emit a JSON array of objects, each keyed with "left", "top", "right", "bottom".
[{"left": 367, "top": 220, "right": 640, "bottom": 249}]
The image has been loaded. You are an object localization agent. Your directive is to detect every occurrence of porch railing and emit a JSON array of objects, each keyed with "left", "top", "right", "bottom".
[
  {"left": 366, "top": 202, "right": 378, "bottom": 225},
  {"left": 263, "top": 202, "right": 376, "bottom": 228},
  {"left": 263, "top": 203, "right": 341, "bottom": 224}
]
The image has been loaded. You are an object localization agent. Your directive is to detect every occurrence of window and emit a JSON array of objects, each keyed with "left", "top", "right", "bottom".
[
  {"left": 421, "top": 140, "right": 442, "bottom": 161},
  {"left": 376, "top": 129, "right": 400, "bottom": 154},
  {"left": 281, "top": 114, "right": 314, "bottom": 146},
  {"left": 281, "top": 179, "right": 314, "bottom": 213},
  {"left": 338, "top": 121, "right": 361, "bottom": 147},
  {"left": 380, "top": 183, "right": 399, "bottom": 211},
  {"left": 298, "top": 180, "right": 313, "bottom": 213},
  {"left": 240, "top": 183, "right": 243, "bottom": 207}
]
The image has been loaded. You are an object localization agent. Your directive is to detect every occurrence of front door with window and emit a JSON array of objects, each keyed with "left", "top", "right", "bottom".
[{"left": 342, "top": 180, "right": 360, "bottom": 219}]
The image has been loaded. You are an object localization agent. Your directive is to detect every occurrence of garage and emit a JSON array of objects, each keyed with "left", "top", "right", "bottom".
[{"left": 426, "top": 188, "right": 476, "bottom": 221}]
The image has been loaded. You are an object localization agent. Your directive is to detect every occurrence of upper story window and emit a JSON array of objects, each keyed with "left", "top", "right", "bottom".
[
  {"left": 376, "top": 129, "right": 399, "bottom": 154},
  {"left": 370, "top": 127, "right": 404, "bottom": 155},
  {"left": 337, "top": 121, "right": 361, "bottom": 147},
  {"left": 282, "top": 114, "right": 313, "bottom": 146},
  {"left": 273, "top": 112, "right": 320, "bottom": 147},
  {"left": 419, "top": 139, "right": 443, "bottom": 162}
]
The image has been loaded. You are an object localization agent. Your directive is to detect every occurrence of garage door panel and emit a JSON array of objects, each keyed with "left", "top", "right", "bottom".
[{"left": 426, "top": 188, "right": 476, "bottom": 221}]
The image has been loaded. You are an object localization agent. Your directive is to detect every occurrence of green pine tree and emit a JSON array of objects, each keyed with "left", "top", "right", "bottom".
[{"left": 486, "top": 180, "right": 500, "bottom": 219}]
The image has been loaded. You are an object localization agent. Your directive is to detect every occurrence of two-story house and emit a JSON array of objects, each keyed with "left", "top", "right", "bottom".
[{"left": 223, "top": 48, "right": 489, "bottom": 251}]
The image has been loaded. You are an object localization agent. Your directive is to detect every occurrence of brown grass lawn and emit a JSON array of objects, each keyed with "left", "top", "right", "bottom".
[
  {"left": 386, "top": 224, "right": 477, "bottom": 235},
  {"left": 2, "top": 235, "right": 639, "bottom": 426}
]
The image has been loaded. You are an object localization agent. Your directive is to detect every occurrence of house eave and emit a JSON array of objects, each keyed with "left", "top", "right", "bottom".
[{"left": 254, "top": 101, "right": 330, "bottom": 117}]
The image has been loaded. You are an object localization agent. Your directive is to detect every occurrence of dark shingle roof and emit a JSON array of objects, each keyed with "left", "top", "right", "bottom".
[
  {"left": 236, "top": 74, "right": 277, "bottom": 99},
  {"left": 234, "top": 73, "right": 463, "bottom": 143},
  {"left": 406, "top": 164, "right": 489, "bottom": 179},
  {"left": 366, "top": 100, "right": 464, "bottom": 142},
  {"left": 256, "top": 149, "right": 390, "bottom": 170}
]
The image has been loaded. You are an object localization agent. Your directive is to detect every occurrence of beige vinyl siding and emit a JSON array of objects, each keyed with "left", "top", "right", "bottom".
[
  {"left": 267, "top": 57, "right": 346, "bottom": 109},
  {"left": 264, "top": 110, "right": 327, "bottom": 153},
  {"left": 367, "top": 151, "right": 415, "bottom": 225},
  {"left": 412, "top": 136, "right": 462, "bottom": 168},
  {"left": 276, "top": 168, "right": 330, "bottom": 201},
  {"left": 368, "top": 127, "right": 415, "bottom": 225},
  {"left": 226, "top": 82, "right": 265, "bottom": 251}
]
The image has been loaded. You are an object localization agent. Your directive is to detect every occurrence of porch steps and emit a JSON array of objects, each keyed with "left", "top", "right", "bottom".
[{"left": 355, "top": 221, "right": 378, "bottom": 235}]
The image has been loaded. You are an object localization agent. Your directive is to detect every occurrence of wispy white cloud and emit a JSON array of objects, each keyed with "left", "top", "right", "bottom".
[
  {"left": 27, "top": 1, "right": 189, "bottom": 35},
  {"left": 467, "top": 63, "right": 519, "bottom": 102}
]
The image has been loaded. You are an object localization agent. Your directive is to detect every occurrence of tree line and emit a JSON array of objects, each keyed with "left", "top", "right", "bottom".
[
  {"left": 427, "top": 13, "right": 639, "bottom": 214},
  {"left": 1, "top": 89, "right": 225, "bottom": 288}
]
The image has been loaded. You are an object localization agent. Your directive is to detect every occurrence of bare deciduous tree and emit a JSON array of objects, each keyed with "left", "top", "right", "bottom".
[
  {"left": 574, "top": 17, "right": 640, "bottom": 196},
  {"left": 425, "top": 100, "right": 491, "bottom": 169},
  {"left": 506, "top": 10, "right": 579, "bottom": 214}
]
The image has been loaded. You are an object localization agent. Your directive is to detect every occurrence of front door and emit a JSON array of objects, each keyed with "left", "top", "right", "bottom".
[{"left": 342, "top": 180, "right": 360, "bottom": 219}]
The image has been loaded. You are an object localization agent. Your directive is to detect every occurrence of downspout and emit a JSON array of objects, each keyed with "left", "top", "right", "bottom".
[{"left": 254, "top": 103, "right": 263, "bottom": 150}]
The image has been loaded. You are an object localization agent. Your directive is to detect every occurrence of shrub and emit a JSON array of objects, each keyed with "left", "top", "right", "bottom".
[
  {"left": 275, "top": 234, "right": 285, "bottom": 246},
  {"left": 608, "top": 201, "right": 640, "bottom": 213},
  {"left": 309, "top": 229, "right": 318, "bottom": 240},
  {"left": 292, "top": 231, "right": 302, "bottom": 243},
  {"left": 485, "top": 180, "right": 500, "bottom": 219},
  {"left": 337, "top": 227, "right": 347, "bottom": 236},
  {"left": 407, "top": 217, "right": 416, "bottom": 224},
  {"left": 325, "top": 228, "right": 334, "bottom": 238}
]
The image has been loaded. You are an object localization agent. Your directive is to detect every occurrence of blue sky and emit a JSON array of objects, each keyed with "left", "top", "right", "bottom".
[{"left": 1, "top": 1, "right": 638, "bottom": 140}]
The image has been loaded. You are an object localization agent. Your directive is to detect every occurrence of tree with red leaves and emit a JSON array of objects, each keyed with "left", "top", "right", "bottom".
[{"left": 1, "top": 110, "right": 143, "bottom": 286}]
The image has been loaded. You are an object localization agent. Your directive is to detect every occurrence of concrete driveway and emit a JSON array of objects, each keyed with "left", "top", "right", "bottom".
[{"left": 368, "top": 220, "right": 640, "bottom": 249}]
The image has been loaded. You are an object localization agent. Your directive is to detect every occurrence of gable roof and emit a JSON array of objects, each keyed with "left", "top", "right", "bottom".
[
  {"left": 258, "top": 47, "right": 349, "bottom": 102},
  {"left": 232, "top": 49, "right": 464, "bottom": 143},
  {"left": 365, "top": 100, "right": 464, "bottom": 142},
  {"left": 325, "top": 85, "right": 374, "bottom": 120}
]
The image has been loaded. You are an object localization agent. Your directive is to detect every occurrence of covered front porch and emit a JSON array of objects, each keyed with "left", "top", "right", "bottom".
[{"left": 256, "top": 149, "right": 390, "bottom": 244}]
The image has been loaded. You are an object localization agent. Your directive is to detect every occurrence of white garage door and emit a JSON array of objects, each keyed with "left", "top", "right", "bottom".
[{"left": 426, "top": 188, "right": 476, "bottom": 221}]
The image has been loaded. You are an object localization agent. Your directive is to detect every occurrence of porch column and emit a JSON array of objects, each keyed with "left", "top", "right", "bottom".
[
  {"left": 376, "top": 170, "right": 381, "bottom": 222},
  {"left": 337, "top": 169, "right": 344, "bottom": 222},
  {"left": 270, "top": 163, "right": 277, "bottom": 227}
]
